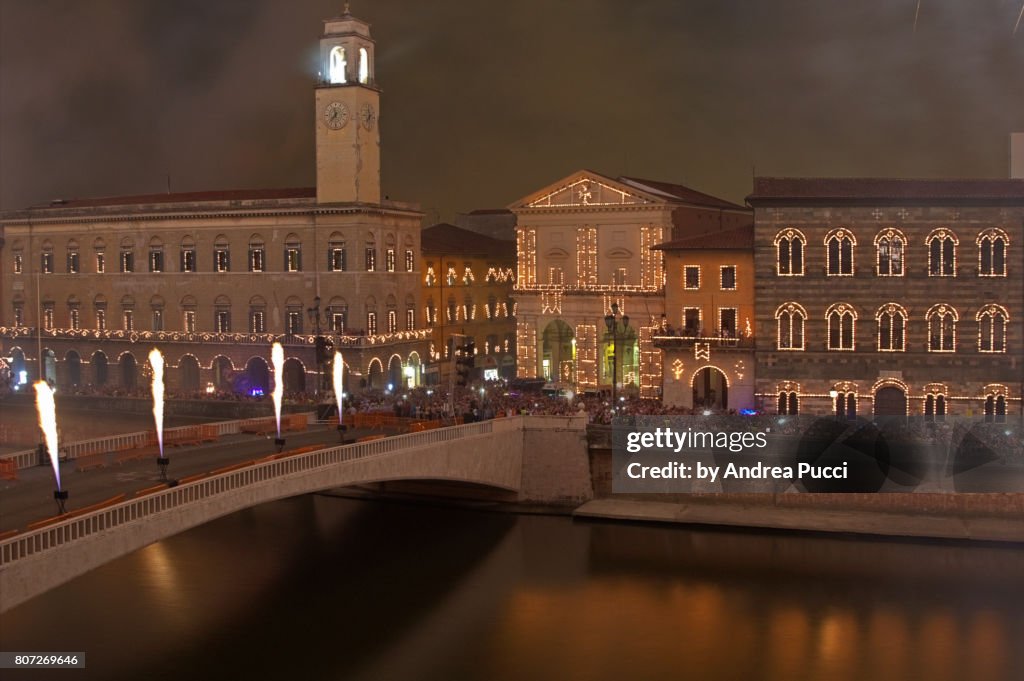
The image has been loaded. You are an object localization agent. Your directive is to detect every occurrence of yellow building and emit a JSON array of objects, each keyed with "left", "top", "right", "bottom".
[
  {"left": 421, "top": 224, "right": 517, "bottom": 384},
  {"left": 652, "top": 224, "right": 756, "bottom": 410}
]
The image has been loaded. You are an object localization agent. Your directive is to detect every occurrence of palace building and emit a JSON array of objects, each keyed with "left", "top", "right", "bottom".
[
  {"left": 747, "top": 177, "right": 1023, "bottom": 420},
  {"left": 510, "top": 170, "right": 750, "bottom": 397},
  {"left": 0, "top": 7, "right": 429, "bottom": 396}
]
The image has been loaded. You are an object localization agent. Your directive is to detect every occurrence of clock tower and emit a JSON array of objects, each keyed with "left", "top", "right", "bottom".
[{"left": 315, "top": 5, "right": 380, "bottom": 204}]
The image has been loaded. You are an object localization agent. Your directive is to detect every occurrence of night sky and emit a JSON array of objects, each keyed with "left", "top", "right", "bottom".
[{"left": 1, "top": 0, "right": 1022, "bottom": 221}]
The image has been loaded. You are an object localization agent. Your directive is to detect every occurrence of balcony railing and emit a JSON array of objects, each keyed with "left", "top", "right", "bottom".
[
  {"left": 0, "top": 326, "right": 430, "bottom": 348},
  {"left": 652, "top": 334, "right": 755, "bottom": 349}
]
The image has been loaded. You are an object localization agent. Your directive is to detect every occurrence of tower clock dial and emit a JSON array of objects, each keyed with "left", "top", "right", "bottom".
[
  {"left": 359, "top": 103, "right": 376, "bottom": 130},
  {"left": 323, "top": 101, "right": 349, "bottom": 130}
]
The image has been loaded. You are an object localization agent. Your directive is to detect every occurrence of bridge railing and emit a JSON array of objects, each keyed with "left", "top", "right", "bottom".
[
  {"left": 0, "top": 413, "right": 316, "bottom": 470},
  {"left": 0, "top": 416, "right": 518, "bottom": 568}
]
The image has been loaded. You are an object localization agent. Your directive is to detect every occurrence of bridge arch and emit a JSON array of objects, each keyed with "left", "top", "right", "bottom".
[
  {"left": 91, "top": 351, "right": 109, "bottom": 387},
  {"left": 367, "top": 357, "right": 384, "bottom": 389},
  {"left": 282, "top": 357, "right": 306, "bottom": 394}
]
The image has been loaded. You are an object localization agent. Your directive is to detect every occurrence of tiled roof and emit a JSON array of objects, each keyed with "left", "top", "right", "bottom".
[
  {"left": 748, "top": 177, "right": 1024, "bottom": 203},
  {"left": 421, "top": 223, "right": 516, "bottom": 258},
  {"left": 618, "top": 176, "right": 748, "bottom": 210},
  {"left": 31, "top": 187, "right": 317, "bottom": 209},
  {"left": 652, "top": 224, "right": 754, "bottom": 251}
]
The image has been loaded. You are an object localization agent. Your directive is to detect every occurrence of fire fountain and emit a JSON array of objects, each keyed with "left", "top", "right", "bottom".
[{"left": 34, "top": 381, "right": 67, "bottom": 514}]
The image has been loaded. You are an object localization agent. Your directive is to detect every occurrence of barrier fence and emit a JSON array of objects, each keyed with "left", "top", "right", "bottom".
[
  {"left": 0, "top": 417, "right": 515, "bottom": 568},
  {"left": 0, "top": 413, "right": 316, "bottom": 471}
]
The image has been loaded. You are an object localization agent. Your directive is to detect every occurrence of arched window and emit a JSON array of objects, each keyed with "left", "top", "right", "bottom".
[
  {"left": 67, "top": 295, "right": 81, "bottom": 330},
  {"left": 328, "top": 232, "right": 346, "bottom": 272},
  {"left": 93, "top": 237, "right": 107, "bottom": 274},
  {"left": 876, "top": 303, "right": 907, "bottom": 351},
  {"left": 121, "top": 294, "right": 136, "bottom": 331},
  {"left": 834, "top": 392, "right": 857, "bottom": 420},
  {"left": 66, "top": 239, "right": 80, "bottom": 274},
  {"left": 826, "top": 303, "right": 856, "bottom": 350},
  {"left": 977, "top": 228, "right": 1009, "bottom": 277},
  {"left": 924, "top": 393, "right": 946, "bottom": 422},
  {"left": 926, "top": 229, "right": 957, "bottom": 276},
  {"left": 825, "top": 229, "right": 855, "bottom": 276},
  {"left": 40, "top": 240, "right": 55, "bottom": 274},
  {"left": 249, "top": 296, "right": 267, "bottom": 333},
  {"left": 214, "top": 295, "right": 231, "bottom": 333},
  {"left": 328, "top": 297, "right": 348, "bottom": 333},
  {"left": 774, "top": 229, "right": 805, "bottom": 276},
  {"left": 875, "top": 228, "right": 905, "bottom": 276},
  {"left": 180, "top": 235, "right": 196, "bottom": 272},
  {"left": 285, "top": 296, "right": 303, "bottom": 334},
  {"left": 149, "top": 236, "right": 165, "bottom": 273},
  {"left": 150, "top": 295, "right": 165, "bottom": 331},
  {"left": 249, "top": 234, "right": 265, "bottom": 272},
  {"left": 927, "top": 304, "right": 957, "bottom": 352},
  {"left": 181, "top": 295, "right": 197, "bottom": 333},
  {"left": 284, "top": 234, "right": 302, "bottom": 272},
  {"left": 358, "top": 47, "right": 369, "bottom": 83},
  {"left": 213, "top": 235, "right": 230, "bottom": 273},
  {"left": 775, "top": 303, "right": 806, "bottom": 350},
  {"left": 976, "top": 304, "right": 1008, "bottom": 353},
  {"left": 984, "top": 387, "right": 1008, "bottom": 423},
  {"left": 120, "top": 237, "right": 135, "bottom": 273},
  {"left": 94, "top": 294, "right": 108, "bottom": 331},
  {"left": 329, "top": 46, "right": 347, "bottom": 84},
  {"left": 777, "top": 391, "right": 799, "bottom": 415},
  {"left": 405, "top": 294, "right": 416, "bottom": 331}
]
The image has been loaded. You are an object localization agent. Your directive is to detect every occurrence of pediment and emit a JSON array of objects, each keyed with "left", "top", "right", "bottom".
[{"left": 510, "top": 170, "right": 664, "bottom": 210}]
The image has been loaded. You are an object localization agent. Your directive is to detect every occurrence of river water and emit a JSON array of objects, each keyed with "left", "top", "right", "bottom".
[{"left": 1, "top": 495, "right": 1022, "bottom": 681}]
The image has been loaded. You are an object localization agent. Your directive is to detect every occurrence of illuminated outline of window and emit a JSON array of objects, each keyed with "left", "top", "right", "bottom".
[
  {"left": 825, "top": 229, "right": 855, "bottom": 276},
  {"left": 926, "top": 304, "right": 958, "bottom": 352},
  {"left": 285, "top": 235, "right": 302, "bottom": 272},
  {"left": 874, "top": 228, "right": 905, "bottom": 276},
  {"left": 405, "top": 250, "right": 414, "bottom": 272},
  {"left": 682, "top": 307, "right": 701, "bottom": 336},
  {"left": 249, "top": 235, "right": 265, "bottom": 272},
  {"left": 976, "top": 303, "right": 1009, "bottom": 353},
  {"left": 775, "top": 302, "right": 807, "bottom": 350},
  {"left": 876, "top": 303, "right": 907, "bottom": 352},
  {"left": 977, "top": 228, "right": 1009, "bottom": 277},
  {"left": 926, "top": 229, "right": 957, "bottom": 277},
  {"left": 683, "top": 265, "right": 700, "bottom": 290},
  {"left": 720, "top": 265, "right": 737, "bottom": 290},
  {"left": 826, "top": 303, "right": 856, "bottom": 350},
  {"left": 385, "top": 249, "right": 396, "bottom": 273},
  {"left": 774, "top": 229, "right": 805, "bottom": 276},
  {"left": 213, "top": 236, "right": 230, "bottom": 273}
]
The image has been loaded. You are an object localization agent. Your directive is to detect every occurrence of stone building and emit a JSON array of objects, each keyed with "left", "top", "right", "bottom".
[
  {"left": 510, "top": 170, "right": 750, "bottom": 397},
  {"left": 0, "top": 7, "right": 429, "bottom": 397},
  {"left": 420, "top": 223, "right": 517, "bottom": 384},
  {"left": 652, "top": 224, "right": 756, "bottom": 410},
  {"left": 748, "top": 177, "right": 1023, "bottom": 420}
]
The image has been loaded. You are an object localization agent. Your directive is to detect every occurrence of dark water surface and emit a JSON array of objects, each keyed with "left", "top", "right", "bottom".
[{"left": 1, "top": 495, "right": 1022, "bottom": 681}]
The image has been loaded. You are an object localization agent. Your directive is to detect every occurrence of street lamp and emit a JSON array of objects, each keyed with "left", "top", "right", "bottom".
[
  {"left": 307, "top": 295, "right": 327, "bottom": 395},
  {"left": 604, "top": 302, "right": 629, "bottom": 412}
]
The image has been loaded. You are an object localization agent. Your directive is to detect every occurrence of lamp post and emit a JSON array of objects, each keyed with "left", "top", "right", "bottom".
[
  {"left": 307, "top": 295, "right": 326, "bottom": 396},
  {"left": 604, "top": 302, "right": 629, "bottom": 412}
]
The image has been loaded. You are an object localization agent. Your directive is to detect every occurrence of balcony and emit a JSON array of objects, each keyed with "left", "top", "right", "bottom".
[{"left": 652, "top": 333, "right": 755, "bottom": 349}]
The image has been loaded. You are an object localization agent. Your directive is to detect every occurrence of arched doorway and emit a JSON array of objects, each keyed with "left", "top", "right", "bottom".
[
  {"left": 406, "top": 352, "right": 421, "bottom": 388},
  {"left": 92, "top": 351, "right": 108, "bottom": 387},
  {"left": 65, "top": 351, "right": 81, "bottom": 388},
  {"left": 387, "top": 355, "right": 403, "bottom": 391},
  {"left": 179, "top": 355, "right": 200, "bottom": 393},
  {"left": 367, "top": 358, "right": 383, "bottom": 389},
  {"left": 119, "top": 353, "right": 137, "bottom": 389},
  {"left": 212, "top": 356, "right": 233, "bottom": 391},
  {"left": 10, "top": 348, "right": 27, "bottom": 388},
  {"left": 874, "top": 386, "right": 907, "bottom": 417},
  {"left": 244, "top": 356, "right": 270, "bottom": 396},
  {"left": 42, "top": 349, "right": 57, "bottom": 385},
  {"left": 693, "top": 366, "right": 728, "bottom": 410},
  {"left": 542, "top": 319, "right": 575, "bottom": 383},
  {"left": 283, "top": 358, "right": 306, "bottom": 394}
]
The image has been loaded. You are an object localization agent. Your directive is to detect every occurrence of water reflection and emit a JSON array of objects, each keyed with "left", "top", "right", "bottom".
[{"left": 1, "top": 497, "right": 1021, "bottom": 681}]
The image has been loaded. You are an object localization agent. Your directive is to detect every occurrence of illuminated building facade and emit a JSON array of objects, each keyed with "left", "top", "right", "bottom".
[
  {"left": 652, "top": 225, "right": 756, "bottom": 410},
  {"left": 510, "top": 170, "right": 750, "bottom": 397},
  {"left": 0, "top": 7, "right": 428, "bottom": 396},
  {"left": 748, "top": 178, "right": 1023, "bottom": 419},
  {"left": 420, "top": 223, "right": 517, "bottom": 384}
]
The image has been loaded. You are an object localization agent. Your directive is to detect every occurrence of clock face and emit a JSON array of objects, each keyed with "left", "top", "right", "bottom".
[
  {"left": 359, "top": 103, "right": 376, "bottom": 131},
  {"left": 323, "top": 102, "right": 349, "bottom": 130}
]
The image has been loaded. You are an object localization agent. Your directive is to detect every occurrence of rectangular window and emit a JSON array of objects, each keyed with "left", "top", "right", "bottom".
[
  {"left": 41, "top": 253, "right": 54, "bottom": 274},
  {"left": 215, "top": 310, "right": 230, "bottom": 333},
  {"left": 719, "top": 308, "right": 738, "bottom": 337},
  {"left": 123, "top": 310, "right": 134, "bottom": 332},
  {"left": 683, "top": 308, "right": 701, "bottom": 336},
  {"left": 720, "top": 266, "right": 737, "bottom": 290},
  {"left": 285, "top": 247, "right": 302, "bottom": 272},
  {"left": 96, "top": 308, "right": 106, "bottom": 331},
  {"left": 331, "top": 312, "right": 346, "bottom": 333},
  {"left": 120, "top": 251, "right": 134, "bottom": 273},
  {"left": 329, "top": 247, "right": 346, "bottom": 272},
  {"left": 152, "top": 309, "right": 164, "bottom": 331},
  {"left": 249, "top": 248, "right": 265, "bottom": 272},
  {"left": 549, "top": 267, "right": 564, "bottom": 285},
  {"left": 406, "top": 308, "right": 415, "bottom": 330},
  {"left": 287, "top": 310, "right": 303, "bottom": 335},
  {"left": 183, "top": 310, "right": 196, "bottom": 333},
  {"left": 367, "top": 311, "right": 377, "bottom": 335},
  {"left": 149, "top": 250, "right": 164, "bottom": 273},
  {"left": 386, "top": 249, "right": 396, "bottom": 272},
  {"left": 69, "top": 308, "right": 80, "bottom": 330},
  {"left": 365, "top": 248, "right": 376, "bottom": 271},
  {"left": 181, "top": 249, "right": 196, "bottom": 272},
  {"left": 214, "top": 250, "right": 230, "bottom": 273},
  {"left": 67, "top": 251, "right": 80, "bottom": 274},
  {"left": 250, "top": 310, "right": 265, "bottom": 333},
  {"left": 96, "top": 252, "right": 106, "bottom": 274},
  {"left": 684, "top": 266, "right": 700, "bottom": 290},
  {"left": 13, "top": 254, "right": 23, "bottom": 274},
  {"left": 613, "top": 267, "right": 627, "bottom": 286},
  {"left": 405, "top": 250, "right": 414, "bottom": 272},
  {"left": 43, "top": 306, "right": 54, "bottom": 331},
  {"left": 14, "top": 305, "right": 24, "bottom": 327},
  {"left": 387, "top": 310, "right": 397, "bottom": 333}
]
